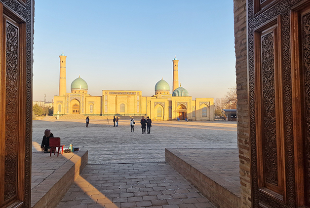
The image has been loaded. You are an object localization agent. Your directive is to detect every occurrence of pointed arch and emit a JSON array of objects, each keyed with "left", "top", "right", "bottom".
[
  {"left": 155, "top": 104, "right": 164, "bottom": 120},
  {"left": 70, "top": 99, "right": 80, "bottom": 114},
  {"left": 120, "top": 103, "right": 125, "bottom": 113},
  {"left": 201, "top": 105, "right": 208, "bottom": 117}
]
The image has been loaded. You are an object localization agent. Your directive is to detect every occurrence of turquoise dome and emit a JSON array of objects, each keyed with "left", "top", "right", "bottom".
[
  {"left": 172, "top": 86, "right": 189, "bottom": 97},
  {"left": 71, "top": 77, "right": 88, "bottom": 91},
  {"left": 155, "top": 79, "right": 170, "bottom": 92}
]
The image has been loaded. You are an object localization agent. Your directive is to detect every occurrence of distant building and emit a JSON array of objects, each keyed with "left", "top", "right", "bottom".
[
  {"left": 33, "top": 101, "right": 53, "bottom": 108},
  {"left": 223, "top": 109, "right": 237, "bottom": 121},
  {"left": 53, "top": 54, "right": 215, "bottom": 121}
]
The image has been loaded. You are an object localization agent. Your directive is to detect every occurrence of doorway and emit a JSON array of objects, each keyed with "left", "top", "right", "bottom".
[
  {"left": 178, "top": 112, "right": 186, "bottom": 120},
  {"left": 71, "top": 99, "right": 80, "bottom": 114},
  {"left": 72, "top": 104, "right": 79, "bottom": 114},
  {"left": 177, "top": 104, "right": 187, "bottom": 120}
]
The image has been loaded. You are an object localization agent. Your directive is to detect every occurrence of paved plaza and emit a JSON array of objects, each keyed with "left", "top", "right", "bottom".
[
  {"left": 32, "top": 119, "right": 237, "bottom": 207},
  {"left": 32, "top": 119, "right": 237, "bottom": 164}
]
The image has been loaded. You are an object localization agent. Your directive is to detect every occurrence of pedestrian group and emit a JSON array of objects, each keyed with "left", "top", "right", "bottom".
[
  {"left": 140, "top": 116, "right": 152, "bottom": 134},
  {"left": 84, "top": 115, "right": 153, "bottom": 134}
]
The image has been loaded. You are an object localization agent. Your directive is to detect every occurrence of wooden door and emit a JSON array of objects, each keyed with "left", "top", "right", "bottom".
[
  {"left": 248, "top": 0, "right": 310, "bottom": 207},
  {"left": 178, "top": 112, "right": 184, "bottom": 120},
  {"left": 0, "top": 1, "right": 33, "bottom": 207}
]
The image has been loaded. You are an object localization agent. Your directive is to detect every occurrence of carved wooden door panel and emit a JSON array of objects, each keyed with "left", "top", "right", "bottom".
[
  {"left": 0, "top": 1, "right": 33, "bottom": 208},
  {"left": 248, "top": 0, "right": 310, "bottom": 207}
]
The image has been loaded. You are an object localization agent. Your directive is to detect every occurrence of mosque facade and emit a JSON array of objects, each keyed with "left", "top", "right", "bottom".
[{"left": 53, "top": 54, "right": 214, "bottom": 121}]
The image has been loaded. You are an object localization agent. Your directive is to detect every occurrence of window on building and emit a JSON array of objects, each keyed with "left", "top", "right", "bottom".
[
  {"left": 58, "top": 104, "right": 61, "bottom": 113},
  {"left": 202, "top": 107, "right": 207, "bottom": 117},
  {"left": 120, "top": 103, "right": 125, "bottom": 113},
  {"left": 90, "top": 105, "right": 93, "bottom": 113},
  {"left": 157, "top": 107, "right": 162, "bottom": 117}
]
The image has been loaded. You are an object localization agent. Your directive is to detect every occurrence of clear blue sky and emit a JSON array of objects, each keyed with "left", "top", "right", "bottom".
[{"left": 33, "top": 0, "right": 236, "bottom": 102}]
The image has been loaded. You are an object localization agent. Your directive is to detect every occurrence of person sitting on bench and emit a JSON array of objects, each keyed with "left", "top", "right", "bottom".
[{"left": 41, "top": 129, "right": 54, "bottom": 153}]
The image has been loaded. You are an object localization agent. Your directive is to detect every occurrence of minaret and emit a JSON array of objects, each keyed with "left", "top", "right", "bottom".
[
  {"left": 59, "top": 53, "right": 67, "bottom": 96},
  {"left": 172, "top": 56, "right": 179, "bottom": 92}
]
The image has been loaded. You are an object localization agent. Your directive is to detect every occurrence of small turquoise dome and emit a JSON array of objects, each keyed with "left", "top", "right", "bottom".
[
  {"left": 60, "top": 53, "right": 65, "bottom": 56},
  {"left": 172, "top": 86, "right": 189, "bottom": 97},
  {"left": 155, "top": 79, "right": 170, "bottom": 92},
  {"left": 71, "top": 76, "right": 88, "bottom": 91}
]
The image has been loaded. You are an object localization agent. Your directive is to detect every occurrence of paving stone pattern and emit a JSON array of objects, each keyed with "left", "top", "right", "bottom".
[
  {"left": 32, "top": 119, "right": 237, "bottom": 164},
  {"left": 166, "top": 149, "right": 240, "bottom": 208},
  {"left": 57, "top": 163, "right": 216, "bottom": 208},
  {"left": 32, "top": 119, "right": 237, "bottom": 207},
  {"left": 31, "top": 152, "right": 76, "bottom": 206},
  {"left": 170, "top": 148, "right": 240, "bottom": 194}
]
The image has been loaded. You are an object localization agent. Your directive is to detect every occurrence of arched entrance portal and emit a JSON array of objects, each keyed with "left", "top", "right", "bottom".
[
  {"left": 71, "top": 99, "right": 80, "bottom": 114},
  {"left": 177, "top": 104, "right": 187, "bottom": 120},
  {"left": 155, "top": 104, "right": 164, "bottom": 121},
  {"left": 72, "top": 104, "right": 79, "bottom": 114}
]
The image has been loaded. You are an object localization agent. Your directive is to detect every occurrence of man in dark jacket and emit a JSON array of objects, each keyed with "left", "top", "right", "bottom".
[
  {"left": 140, "top": 116, "right": 146, "bottom": 134},
  {"left": 146, "top": 117, "right": 152, "bottom": 134},
  {"left": 86, "top": 116, "right": 89, "bottom": 127}
]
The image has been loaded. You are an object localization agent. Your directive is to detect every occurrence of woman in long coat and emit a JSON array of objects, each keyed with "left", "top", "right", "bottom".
[{"left": 41, "top": 129, "right": 54, "bottom": 153}]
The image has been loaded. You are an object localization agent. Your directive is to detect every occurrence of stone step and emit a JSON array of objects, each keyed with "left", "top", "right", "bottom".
[
  {"left": 31, "top": 151, "right": 88, "bottom": 208},
  {"left": 165, "top": 148, "right": 241, "bottom": 208}
]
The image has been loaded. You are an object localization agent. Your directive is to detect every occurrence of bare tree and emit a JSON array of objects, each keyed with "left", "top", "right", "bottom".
[
  {"left": 224, "top": 87, "right": 237, "bottom": 109},
  {"left": 214, "top": 98, "right": 225, "bottom": 117}
]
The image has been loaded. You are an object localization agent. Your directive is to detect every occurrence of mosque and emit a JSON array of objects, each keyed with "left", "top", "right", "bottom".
[{"left": 53, "top": 54, "right": 214, "bottom": 121}]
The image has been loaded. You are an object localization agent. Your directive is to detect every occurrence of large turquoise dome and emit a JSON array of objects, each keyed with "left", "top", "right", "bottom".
[
  {"left": 155, "top": 79, "right": 170, "bottom": 92},
  {"left": 71, "top": 76, "right": 88, "bottom": 91},
  {"left": 172, "top": 86, "right": 189, "bottom": 97}
]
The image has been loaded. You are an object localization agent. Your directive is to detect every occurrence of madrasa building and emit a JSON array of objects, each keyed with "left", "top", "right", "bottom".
[{"left": 53, "top": 54, "right": 214, "bottom": 121}]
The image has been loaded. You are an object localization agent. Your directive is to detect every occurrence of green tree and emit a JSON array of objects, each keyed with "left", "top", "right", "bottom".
[
  {"left": 33, "top": 104, "right": 44, "bottom": 116},
  {"left": 215, "top": 108, "right": 224, "bottom": 117}
]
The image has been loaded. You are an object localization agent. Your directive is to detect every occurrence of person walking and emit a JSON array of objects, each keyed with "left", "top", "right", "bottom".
[
  {"left": 146, "top": 116, "right": 152, "bottom": 134},
  {"left": 113, "top": 116, "right": 116, "bottom": 127},
  {"left": 130, "top": 117, "right": 135, "bottom": 132},
  {"left": 140, "top": 116, "right": 146, "bottom": 134},
  {"left": 86, "top": 116, "right": 89, "bottom": 127},
  {"left": 116, "top": 117, "right": 119, "bottom": 127}
]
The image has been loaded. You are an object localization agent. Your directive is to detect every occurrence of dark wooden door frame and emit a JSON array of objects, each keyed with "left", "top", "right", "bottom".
[
  {"left": 248, "top": 0, "right": 310, "bottom": 207},
  {"left": 0, "top": 0, "right": 33, "bottom": 207}
]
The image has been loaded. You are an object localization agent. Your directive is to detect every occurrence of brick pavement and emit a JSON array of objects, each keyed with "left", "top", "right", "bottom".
[
  {"left": 57, "top": 163, "right": 216, "bottom": 208},
  {"left": 166, "top": 148, "right": 240, "bottom": 192},
  {"left": 32, "top": 119, "right": 237, "bottom": 164},
  {"left": 33, "top": 119, "right": 237, "bottom": 207},
  {"left": 166, "top": 149, "right": 240, "bottom": 208},
  {"left": 31, "top": 151, "right": 88, "bottom": 207}
]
